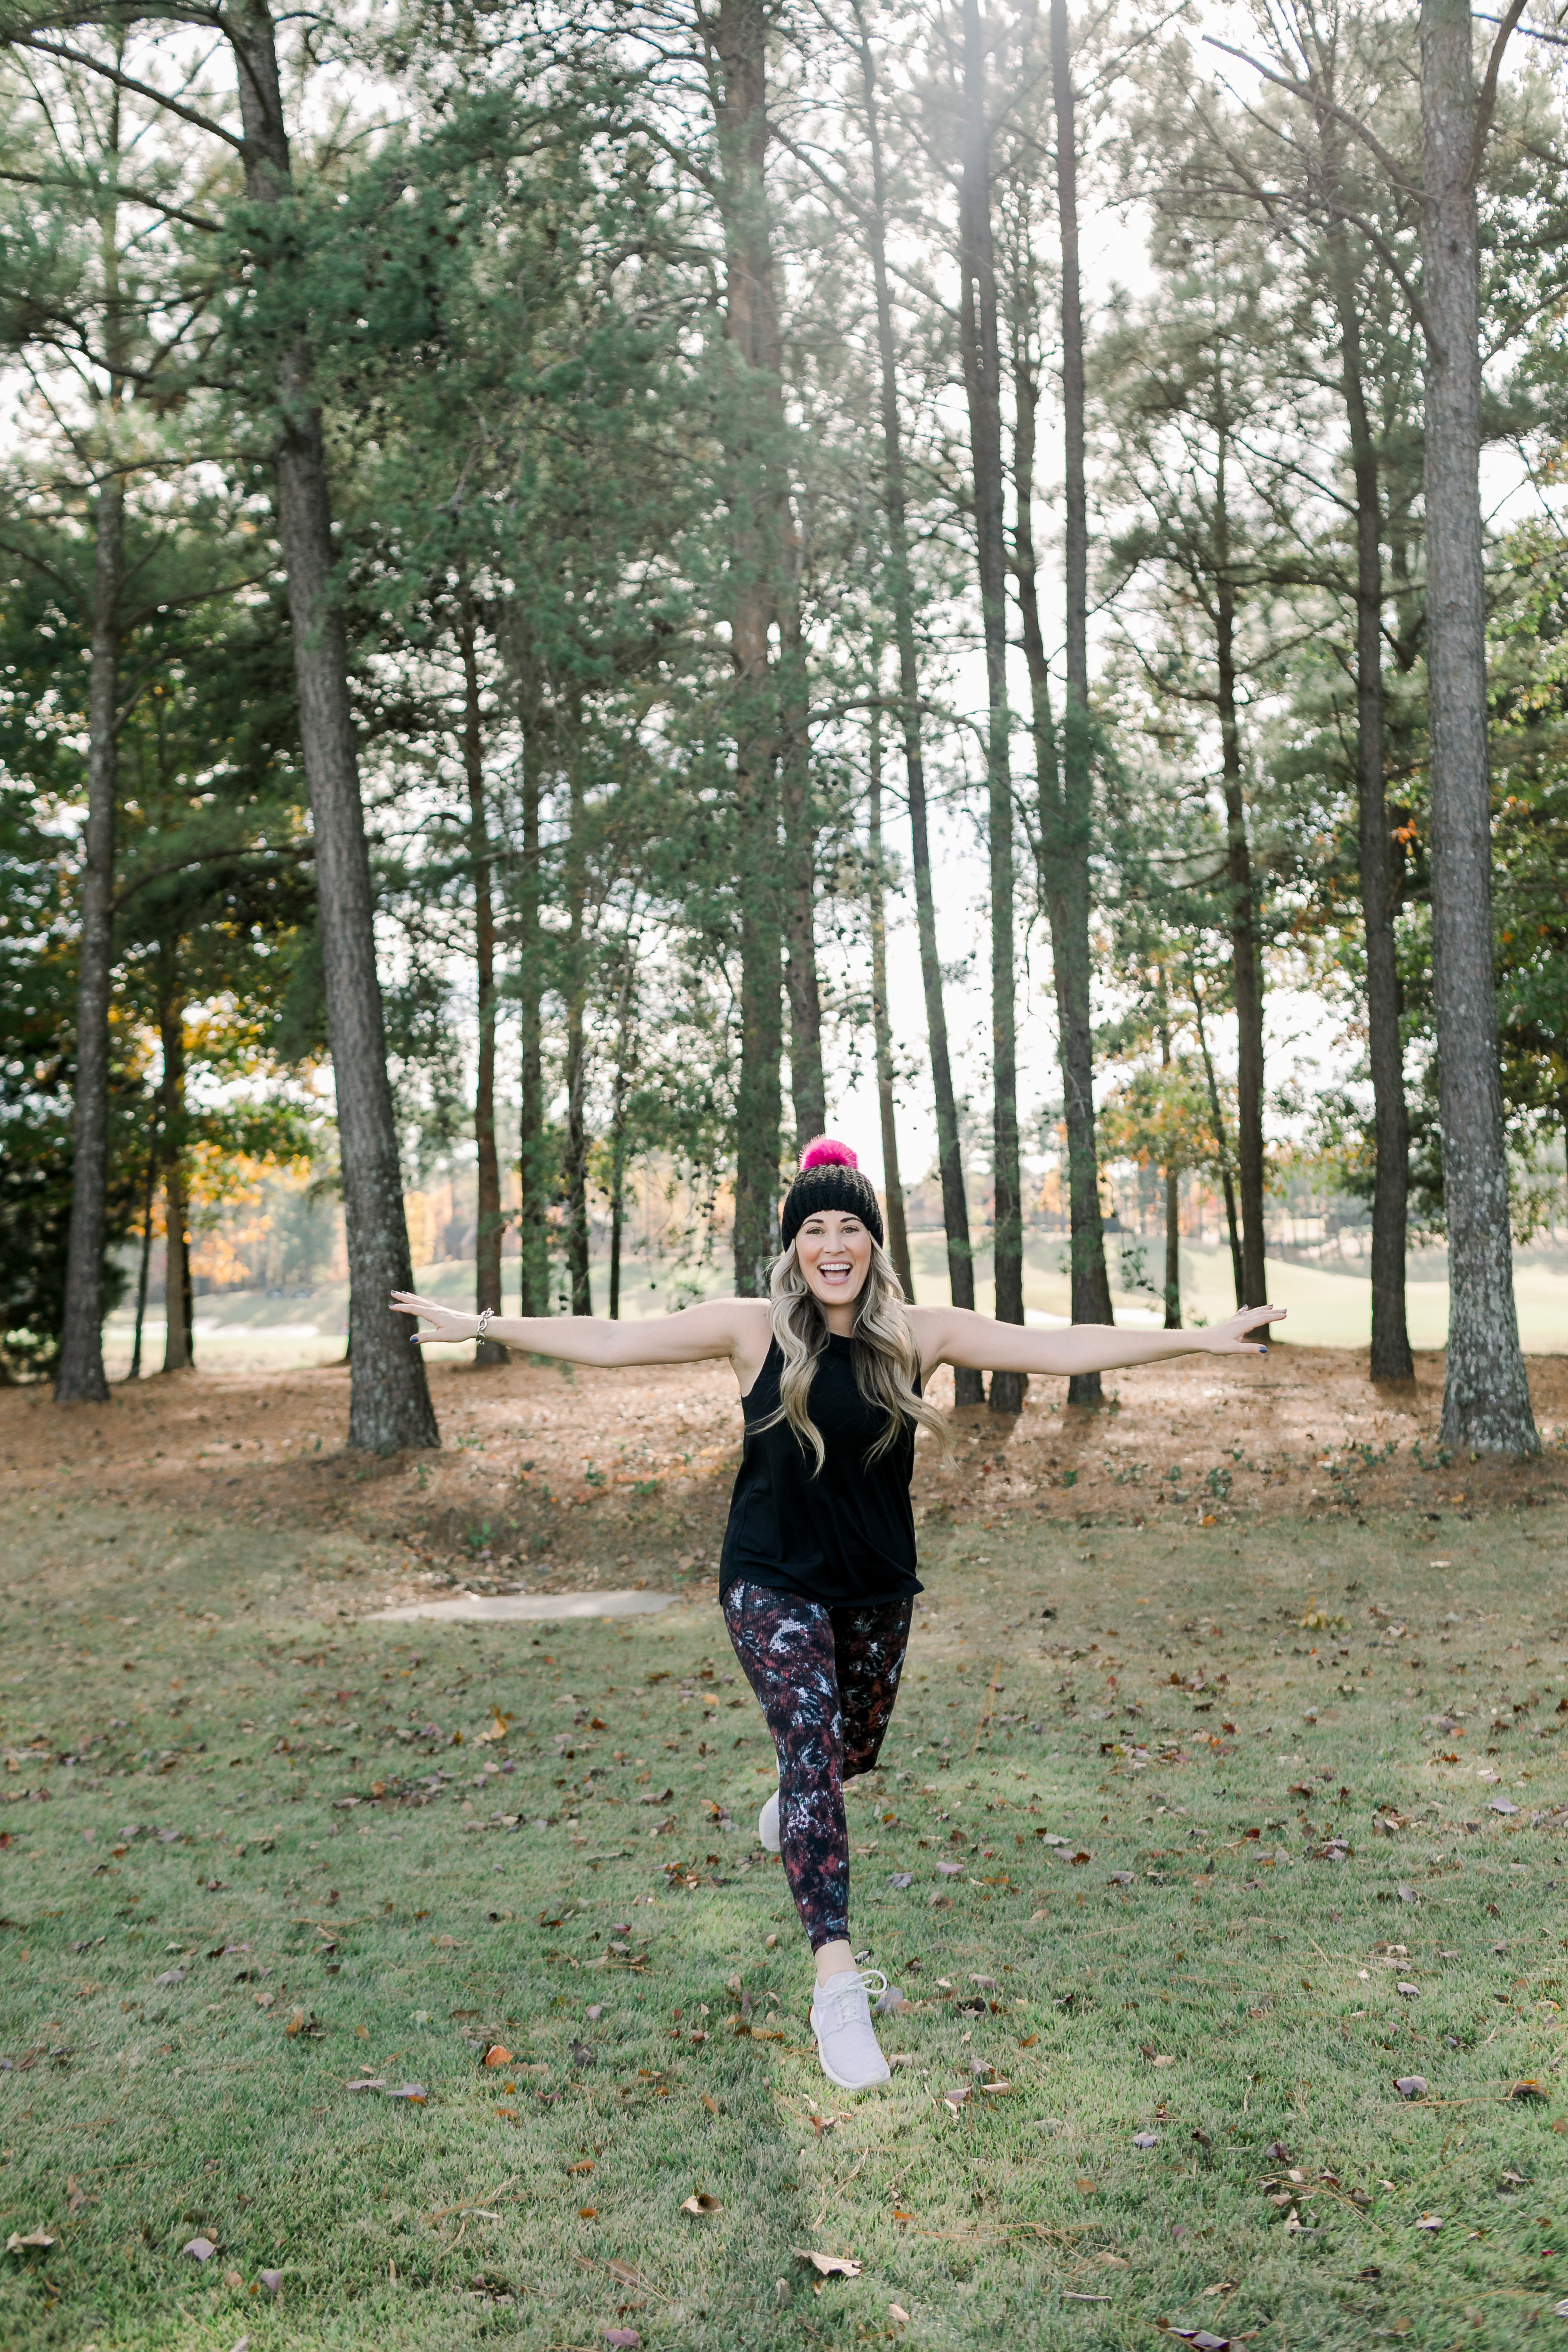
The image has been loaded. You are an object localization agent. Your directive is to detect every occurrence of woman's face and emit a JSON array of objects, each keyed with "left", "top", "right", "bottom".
[{"left": 795, "top": 1209, "right": 874, "bottom": 1314}]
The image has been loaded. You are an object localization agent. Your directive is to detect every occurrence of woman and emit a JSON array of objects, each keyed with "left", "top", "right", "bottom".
[{"left": 392, "top": 1137, "right": 1282, "bottom": 2092}]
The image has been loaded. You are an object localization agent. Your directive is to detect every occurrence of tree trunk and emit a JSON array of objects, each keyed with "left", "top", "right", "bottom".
[
  {"left": 1418, "top": 0, "right": 1536, "bottom": 1451},
  {"left": 867, "top": 697, "right": 915, "bottom": 1299},
  {"left": 1019, "top": 0, "right": 1116, "bottom": 1409},
  {"left": 778, "top": 616, "right": 827, "bottom": 1145},
  {"left": 159, "top": 997, "right": 192, "bottom": 1373},
  {"left": 517, "top": 719, "right": 550, "bottom": 1318},
  {"left": 127, "top": 1109, "right": 159, "bottom": 1380},
  {"left": 1191, "top": 976, "right": 1244, "bottom": 1306},
  {"left": 1333, "top": 261, "right": 1413, "bottom": 1382},
  {"left": 1211, "top": 420, "right": 1268, "bottom": 1314},
  {"left": 960, "top": 0, "right": 1025, "bottom": 1415},
  {"left": 461, "top": 606, "right": 508, "bottom": 1365},
  {"left": 607, "top": 951, "right": 635, "bottom": 1320},
  {"left": 712, "top": 0, "right": 785, "bottom": 1295},
  {"left": 564, "top": 720, "right": 592, "bottom": 1318},
  {"left": 853, "top": 0, "right": 981, "bottom": 1397},
  {"left": 55, "top": 472, "right": 123, "bottom": 1405},
  {"left": 228, "top": 0, "right": 436, "bottom": 1451},
  {"left": 1158, "top": 993, "right": 1181, "bottom": 1330}
]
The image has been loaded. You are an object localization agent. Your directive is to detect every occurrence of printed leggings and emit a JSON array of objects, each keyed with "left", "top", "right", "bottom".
[{"left": 722, "top": 1581, "right": 912, "bottom": 1950}]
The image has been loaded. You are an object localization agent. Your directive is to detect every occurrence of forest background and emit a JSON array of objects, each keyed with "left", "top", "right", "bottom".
[{"left": 2, "top": 0, "right": 1567, "bottom": 1454}]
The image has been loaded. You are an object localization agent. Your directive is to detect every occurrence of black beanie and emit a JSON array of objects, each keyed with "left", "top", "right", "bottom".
[{"left": 780, "top": 1137, "right": 884, "bottom": 1251}]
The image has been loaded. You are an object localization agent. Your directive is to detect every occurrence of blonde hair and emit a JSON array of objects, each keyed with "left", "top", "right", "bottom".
[{"left": 758, "top": 1235, "right": 954, "bottom": 1473}]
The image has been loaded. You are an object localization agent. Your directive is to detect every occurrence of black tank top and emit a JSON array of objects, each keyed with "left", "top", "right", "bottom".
[{"left": 719, "top": 1335, "right": 922, "bottom": 1608}]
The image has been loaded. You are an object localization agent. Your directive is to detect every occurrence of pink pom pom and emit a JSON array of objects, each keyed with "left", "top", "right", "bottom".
[{"left": 798, "top": 1135, "right": 859, "bottom": 1171}]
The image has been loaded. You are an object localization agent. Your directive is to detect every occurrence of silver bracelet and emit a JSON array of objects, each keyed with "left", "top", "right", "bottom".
[{"left": 475, "top": 1308, "right": 493, "bottom": 1343}]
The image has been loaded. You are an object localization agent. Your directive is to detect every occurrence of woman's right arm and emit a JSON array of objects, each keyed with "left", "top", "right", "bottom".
[{"left": 389, "top": 1291, "right": 769, "bottom": 1372}]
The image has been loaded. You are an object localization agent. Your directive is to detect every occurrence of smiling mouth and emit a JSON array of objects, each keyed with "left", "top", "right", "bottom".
[{"left": 817, "top": 1260, "right": 854, "bottom": 1283}]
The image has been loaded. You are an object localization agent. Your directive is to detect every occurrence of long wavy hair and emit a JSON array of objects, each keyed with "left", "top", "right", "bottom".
[{"left": 757, "top": 1235, "right": 954, "bottom": 1473}]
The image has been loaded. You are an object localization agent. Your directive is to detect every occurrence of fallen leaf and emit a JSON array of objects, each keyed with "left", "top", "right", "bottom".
[
  {"left": 1152, "top": 2053, "right": 1178, "bottom": 2067},
  {"left": 1076, "top": 2177, "right": 1097, "bottom": 2195},
  {"left": 258, "top": 2268, "right": 284, "bottom": 2296},
  {"left": 886, "top": 1872, "right": 914, "bottom": 1890},
  {"left": 605, "top": 2333, "right": 640, "bottom": 2349},
  {"left": 890, "top": 2304, "right": 910, "bottom": 2327},
  {"left": 482, "top": 2045, "right": 514, "bottom": 2068},
  {"left": 1489, "top": 1797, "right": 1520, "bottom": 1816},
  {"left": 934, "top": 1861, "right": 965, "bottom": 1877},
  {"left": 1414, "top": 2213, "right": 1443, "bottom": 2232},
  {"left": 183, "top": 2236, "right": 217, "bottom": 2261},
  {"left": 387, "top": 2083, "right": 427, "bottom": 2103},
  {"left": 1508, "top": 2079, "right": 1547, "bottom": 2103},
  {"left": 346, "top": 2078, "right": 385, "bottom": 2093},
  {"left": 1393, "top": 2076, "right": 1428, "bottom": 2100},
  {"left": 795, "top": 2248, "right": 861, "bottom": 2278},
  {"left": 1154, "top": 2327, "right": 1229, "bottom": 2351},
  {"left": 566, "top": 2161, "right": 594, "bottom": 2176},
  {"left": 1132, "top": 2131, "right": 1160, "bottom": 2148},
  {"left": 5, "top": 2229, "right": 56, "bottom": 2254},
  {"left": 229, "top": 2337, "right": 251, "bottom": 2352},
  {"left": 681, "top": 2194, "right": 721, "bottom": 2216},
  {"left": 224, "top": 2268, "right": 244, "bottom": 2289}
]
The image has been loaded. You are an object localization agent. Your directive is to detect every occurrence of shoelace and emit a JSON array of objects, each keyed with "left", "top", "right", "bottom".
[{"left": 815, "top": 1968, "right": 888, "bottom": 2029}]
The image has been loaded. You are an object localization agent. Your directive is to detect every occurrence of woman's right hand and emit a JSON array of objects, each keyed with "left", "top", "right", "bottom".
[{"left": 390, "top": 1291, "right": 478, "bottom": 1346}]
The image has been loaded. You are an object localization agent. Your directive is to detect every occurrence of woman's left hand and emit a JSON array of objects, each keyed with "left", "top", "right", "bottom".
[{"left": 1203, "top": 1303, "right": 1287, "bottom": 1353}]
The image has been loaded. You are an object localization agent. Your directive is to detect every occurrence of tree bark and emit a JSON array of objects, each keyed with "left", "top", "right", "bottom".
[
  {"left": 1418, "top": 0, "right": 1536, "bottom": 1451},
  {"left": 1020, "top": 0, "right": 1116, "bottom": 1409},
  {"left": 713, "top": 0, "right": 785, "bottom": 1294},
  {"left": 1191, "top": 975, "right": 1244, "bottom": 1306},
  {"left": 853, "top": 1, "right": 981, "bottom": 1396},
  {"left": 228, "top": 0, "right": 436, "bottom": 1450},
  {"left": 867, "top": 697, "right": 915, "bottom": 1299},
  {"left": 460, "top": 606, "right": 508, "bottom": 1365},
  {"left": 517, "top": 717, "right": 550, "bottom": 1318},
  {"left": 128, "top": 1109, "right": 159, "bottom": 1381},
  {"left": 159, "top": 994, "right": 192, "bottom": 1373},
  {"left": 607, "top": 949, "right": 635, "bottom": 1320},
  {"left": 1333, "top": 258, "right": 1414, "bottom": 1382},
  {"left": 56, "top": 471, "right": 123, "bottom": 1403},
  {"left": 960, "top": 0, "right": 1025, "bottom": 1415},
  {"left": 778, "top": 614, "right": 827, "bottom": 1145},
  {"left": 1211, "top": 415, "right": 1268, "bottom": 1314},
  {"left": 563, "top": 715, "right": 592, "bottom": 1318},
  {"left": 1158, "top": 991, "right": 1181, "bottom": 1329}
]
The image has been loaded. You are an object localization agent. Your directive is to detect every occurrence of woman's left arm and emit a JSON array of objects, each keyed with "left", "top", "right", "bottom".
[{"left": 910, "top": 1301, "right": 1285, "bottom": 1376}]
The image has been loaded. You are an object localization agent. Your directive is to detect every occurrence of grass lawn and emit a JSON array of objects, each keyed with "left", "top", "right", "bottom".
[{"left": 3, "top": 1496, "right": 1567, "bottom": 2350}]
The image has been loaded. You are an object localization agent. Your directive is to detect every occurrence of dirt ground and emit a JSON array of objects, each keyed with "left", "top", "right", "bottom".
[{"left": 6, "top": 1342, "right": 1565, "bottom": 1621}]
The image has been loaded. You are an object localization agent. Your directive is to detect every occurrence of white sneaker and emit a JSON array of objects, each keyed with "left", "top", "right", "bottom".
[
  {"left": 809, "top": 1969, "right": 891, "bottom": 2091},
  {"left": 760, "top": 1768, "right": 861, "bottom": 1852}
]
